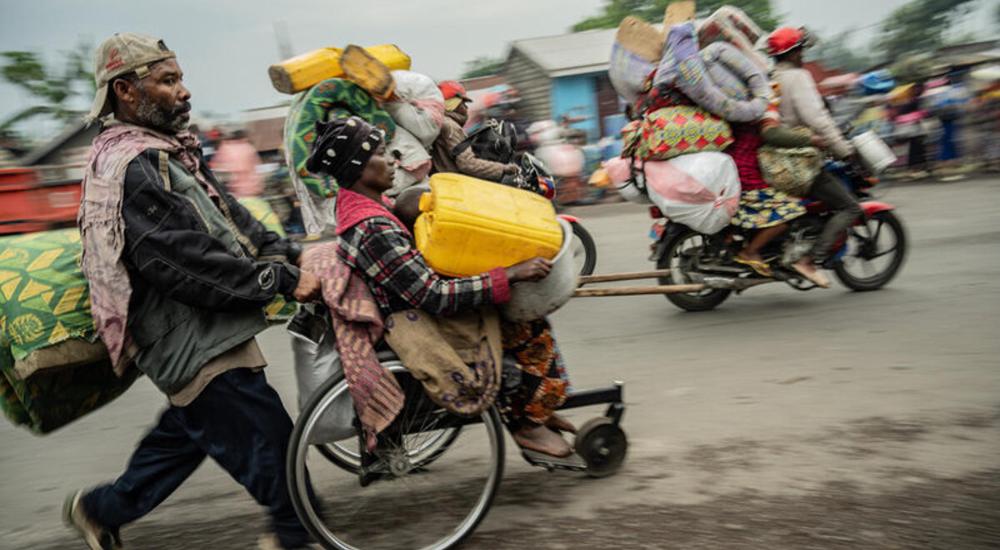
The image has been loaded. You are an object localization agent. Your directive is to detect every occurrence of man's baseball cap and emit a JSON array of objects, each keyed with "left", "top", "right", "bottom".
[{"left": 86, "top": 33, "right": 176, "bottom": 122}]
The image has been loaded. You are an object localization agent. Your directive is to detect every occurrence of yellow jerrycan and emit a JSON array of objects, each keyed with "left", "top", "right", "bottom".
[
  {"left": 268, "top": 44, "right": 411, "bottom": 94},
  {"left": 414, "top": 174, "right": 563, "bottom": 277}
]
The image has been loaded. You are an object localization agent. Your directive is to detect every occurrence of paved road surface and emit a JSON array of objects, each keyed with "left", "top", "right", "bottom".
[{"left": 2, "top": 177, "right": 998, "bottom": 549}]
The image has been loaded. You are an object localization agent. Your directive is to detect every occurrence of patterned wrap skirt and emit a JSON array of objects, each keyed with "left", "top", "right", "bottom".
[
  {"left": 497, "top": 318, "right": 569, "bottom": 430},
  {"left": 732, "top": 188, "right": 807, "bottom": 229}
]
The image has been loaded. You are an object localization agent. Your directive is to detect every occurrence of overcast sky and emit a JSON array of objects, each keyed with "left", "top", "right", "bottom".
[{"left": 1, "top": 0, "right": 996, "bottom": 133}]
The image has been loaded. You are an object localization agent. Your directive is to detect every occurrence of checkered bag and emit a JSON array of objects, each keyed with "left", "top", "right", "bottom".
[{"left": 623, "top": 106, "right": 734, "bottom": 161}]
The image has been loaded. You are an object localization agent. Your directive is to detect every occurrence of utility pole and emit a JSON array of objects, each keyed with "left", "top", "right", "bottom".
[{"left": 273, "top": 20, "right": 294, "bottom": 61}]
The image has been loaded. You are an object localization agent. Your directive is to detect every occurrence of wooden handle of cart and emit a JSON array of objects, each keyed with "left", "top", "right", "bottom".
[
  {"left": 578, "top": 270, "right": 673, "bottom": 286},
  {"left": 572, "top": 284, "right": 706, "bottom": 297}
]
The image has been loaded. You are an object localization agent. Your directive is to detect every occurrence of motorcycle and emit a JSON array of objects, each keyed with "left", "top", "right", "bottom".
[
  {"left": 649, "top": 160, "right": 907, "bottom": 311},
  {"left": 515, "top": 151, "right": 598, "bottom": 276}
]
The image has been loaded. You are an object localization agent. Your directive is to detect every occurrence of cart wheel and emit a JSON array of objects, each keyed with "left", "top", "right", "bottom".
[{"left": 574, "top": 417, "right": 628, "bottom": 478}]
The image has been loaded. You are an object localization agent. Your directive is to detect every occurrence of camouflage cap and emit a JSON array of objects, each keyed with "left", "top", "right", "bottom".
[{"left": 86, "top": 33, "right": 176, "bottom": 122}]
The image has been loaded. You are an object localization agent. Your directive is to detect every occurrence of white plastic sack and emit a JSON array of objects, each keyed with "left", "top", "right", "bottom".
[
  {"left": 609, "top": 42, "right": 655, "bottom": 103},
  {"left": 535, "top": 144, "right": 585, "bottom": 177},
  {"left": 386, "top": 126, "right": 432, "bottom": 197},
  {"left": 644, "top": 152, "right": 741, "bottom": 235},
  {"left": 291, "top": 323, "right": 357, "bottom": 444},
  {"left": 385, "top": 70, "right": 445, "bottom": 147},
  {"left": 603, "top": 157, "right": 653, "bottom": 205}
]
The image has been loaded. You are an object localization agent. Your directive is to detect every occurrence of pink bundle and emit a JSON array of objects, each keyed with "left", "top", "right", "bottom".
[{"left": 605, "top": 152, "right": 740, "bottom": 235}]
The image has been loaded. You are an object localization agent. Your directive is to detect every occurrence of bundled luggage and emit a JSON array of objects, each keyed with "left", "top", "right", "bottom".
[
  {"left": 608, "top": 4, "right": 784, "bottom": 235},
  {"left": 605, "top": 152, "right": 740, "bottom": 235}
]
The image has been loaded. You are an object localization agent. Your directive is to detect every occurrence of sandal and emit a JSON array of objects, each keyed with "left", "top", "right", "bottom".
[
  {"left": 340, "top": 44, "right": 395, "bottom": 101},
  {"left": 791, "top": 261, "right": 831, "bottom": 288},
  {"left": 734, "top": 256, "right": 773, "bottom": 277},
  {"left": 513, "top": 426, "right": 573, "bottom": 458}
]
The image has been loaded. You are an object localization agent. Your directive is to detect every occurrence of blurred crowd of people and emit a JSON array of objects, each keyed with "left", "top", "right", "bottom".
[{"left": 828, "top": 65, "right": 1000, "bottom": 182}]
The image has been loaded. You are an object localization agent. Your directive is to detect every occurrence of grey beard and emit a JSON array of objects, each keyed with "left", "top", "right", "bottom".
[{"left": 135, "top": 91, "right": 188, "bottom": 134}]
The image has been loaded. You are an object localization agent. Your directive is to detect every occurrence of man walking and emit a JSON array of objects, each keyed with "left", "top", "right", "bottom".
[{"left": 65, "top": 33, "right": 320, "bottom": 550}]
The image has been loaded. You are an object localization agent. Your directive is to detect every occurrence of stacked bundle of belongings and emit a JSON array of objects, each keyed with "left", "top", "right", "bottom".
[
  {"left": 605, "top": 2, "right": 774, "bottom": 235},
  {"left": 274, "top": 44, "right": 445, "bottom": 234},
  {"left": 0, "top": 200, "right": 295, "bottom": 434}
]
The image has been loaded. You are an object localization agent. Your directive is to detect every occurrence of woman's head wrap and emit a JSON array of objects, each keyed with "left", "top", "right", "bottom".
[{"left": 306, "top": 116, "right": 383, "bottom": 187}]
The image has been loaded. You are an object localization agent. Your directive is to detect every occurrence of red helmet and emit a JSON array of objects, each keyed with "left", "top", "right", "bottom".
[
  {"left": 438, "top": 80, "right": 471, "bottom": 102},
  {"left": 768, "top": 27, "right": 809, "bottom": 57}
]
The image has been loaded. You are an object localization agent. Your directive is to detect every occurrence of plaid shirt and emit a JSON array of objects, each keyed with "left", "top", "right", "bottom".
[{"left": 337, "top": 217, "right": 510, "bottom": 317}]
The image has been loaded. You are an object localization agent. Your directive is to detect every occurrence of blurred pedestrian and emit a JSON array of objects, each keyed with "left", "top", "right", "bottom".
[
  {"left": 211, "top": 128, "right": 265, "bottom": 197},
  {"left": 932, "top": 71, "right": 971, "bottom": 181},
  {"left": 69, "top": 32, "right": 320, "bottom": 550}
]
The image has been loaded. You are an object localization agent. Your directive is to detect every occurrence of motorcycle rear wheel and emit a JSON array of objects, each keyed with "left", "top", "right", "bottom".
[
  {"left": 657, "top": 229, "right": 731, "bottom": 312},
  {"left": 833, "top": 210, "right": 907, "bottom": 291}
]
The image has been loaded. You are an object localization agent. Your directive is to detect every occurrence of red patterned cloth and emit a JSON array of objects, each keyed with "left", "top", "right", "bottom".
[
  {"left": 726, "top": 122, "right": 768, "bottom": 191},
  {"left": 335, "top": 188, "right": 409, "bottom": 237},
  {"left": 302, "top": 242, "right": 404, "bottom": 450}
]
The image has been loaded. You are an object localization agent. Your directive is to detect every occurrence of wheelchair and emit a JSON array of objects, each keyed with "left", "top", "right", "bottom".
[{"left": 287, "top": 320, "right": 628, "bottom": 550}]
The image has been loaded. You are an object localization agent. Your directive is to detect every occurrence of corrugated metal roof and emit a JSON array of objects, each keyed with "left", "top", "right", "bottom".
[{"left": 509, "top": 28, "right": 618, "bottom": 78}]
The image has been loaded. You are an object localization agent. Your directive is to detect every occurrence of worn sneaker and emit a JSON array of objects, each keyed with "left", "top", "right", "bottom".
[{"left": 62, "top": 491, "right": 122, "bottom": 550}]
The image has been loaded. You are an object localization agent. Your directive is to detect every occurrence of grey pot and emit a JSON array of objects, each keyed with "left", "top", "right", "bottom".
[{"left": 501, "top": 218, "right": 579, "bottom": 322}]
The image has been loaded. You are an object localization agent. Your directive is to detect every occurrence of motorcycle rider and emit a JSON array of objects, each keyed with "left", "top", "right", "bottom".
[
  {"left": 769, "top": 27, "right": 864, "bottom": 268},
  {"left": 430, "top": 80, "right": 521, "bottom": 181}
]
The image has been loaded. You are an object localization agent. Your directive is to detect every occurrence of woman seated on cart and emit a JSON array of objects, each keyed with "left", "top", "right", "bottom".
[{"left": 306, "top": 116, "right": 576, "bottom": 458}]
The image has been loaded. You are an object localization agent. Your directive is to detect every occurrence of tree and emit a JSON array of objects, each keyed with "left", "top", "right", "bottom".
[
  {"left": 877, "top": 0, "right": 977, "bottom": 61},
  {"left": 806, "top": 31, "right": 874, "bottom": 73},
  {"left": 0, "top": 43, "right": 94, "bottom": 132},
  {"left": 573, "top": 0, "right": 780, "bottom": 32},
  {"left": 461, "top": 56, "right": 505, "bottom": 79}
]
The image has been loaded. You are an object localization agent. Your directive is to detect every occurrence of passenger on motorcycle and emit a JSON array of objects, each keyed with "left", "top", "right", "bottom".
[
  {"left": 307, "top": 116, "right": 577, "bottom": 458},
  {"left": 769, "top": 27, "right": 864, "bottom": 268},
  {"left": 727, "top": 92, "right": 831, "bottom": 287},
  {"left": 430, "top": 80, "right": 521, "bottom": 181}
]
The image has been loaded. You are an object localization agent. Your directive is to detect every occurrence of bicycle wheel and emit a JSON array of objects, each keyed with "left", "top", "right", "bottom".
[
  {"left": 314, "top": 362, "right": 462, "bottom": 473},
  {"left": 288, "top": 364, "right": 505, "bottom": 550}
]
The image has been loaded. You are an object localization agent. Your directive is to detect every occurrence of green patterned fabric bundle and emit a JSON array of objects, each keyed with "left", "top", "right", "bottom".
[{"left": 284, "top": 78, "right": 396, "bottom": 199}]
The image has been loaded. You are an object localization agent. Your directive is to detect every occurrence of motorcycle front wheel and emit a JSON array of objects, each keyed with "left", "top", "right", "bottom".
[
  {"left": 656, "top": 229, "right": 731, "bottom": 312},
  {"left": 568, "top": 221, "right": 598, "bottom": 276},
  {"left": 833, "top": 210, "right": 907, "bottom": 291}
]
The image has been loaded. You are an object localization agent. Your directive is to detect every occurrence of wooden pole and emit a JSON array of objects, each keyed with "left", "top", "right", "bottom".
[
  {"left": 578, "top": 270, "right": 672, "bottom": 285},
  {"left": 572, "top": 284, "right": 706, "bottom": 297}
]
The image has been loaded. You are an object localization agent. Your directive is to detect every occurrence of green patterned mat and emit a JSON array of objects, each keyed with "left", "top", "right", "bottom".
[{"left": 1, "top": 345, "right": 140, "bottom": 434}]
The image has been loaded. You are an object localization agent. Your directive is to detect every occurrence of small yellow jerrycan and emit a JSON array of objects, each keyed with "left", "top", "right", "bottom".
[
  {"left": 414, "top": 173, "right": 563, "bottom": 277},
  {"left": 268, "top": 44, "right": 411, "bottom": 95}
]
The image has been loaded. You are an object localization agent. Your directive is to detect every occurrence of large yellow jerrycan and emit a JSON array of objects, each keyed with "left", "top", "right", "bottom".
[
  {"left": 268, "top": 44, "right": 411, "bottom": 94},
  {"left": 414, "top": 174, "right": 563, "bottom": 277}
]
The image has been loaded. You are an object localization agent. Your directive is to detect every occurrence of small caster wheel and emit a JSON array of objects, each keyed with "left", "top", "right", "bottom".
[{"left": 574, "top": 417, "right": 627, "bottom": 478}]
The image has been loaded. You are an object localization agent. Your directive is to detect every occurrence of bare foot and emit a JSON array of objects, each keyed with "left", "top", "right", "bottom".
[
  {"left": 792, "top": 259, "right": 831, "bottom": 288},
  {"left": 545, "top": 413, "right": 577, "bottom": 434},
  {"left": 514, "top": 425, "right": 573, "bottom": 457}
]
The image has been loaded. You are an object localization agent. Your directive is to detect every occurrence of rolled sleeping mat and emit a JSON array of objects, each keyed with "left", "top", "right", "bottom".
[{"left": 283, "top": 78, "right": 397, "bottom": 199}]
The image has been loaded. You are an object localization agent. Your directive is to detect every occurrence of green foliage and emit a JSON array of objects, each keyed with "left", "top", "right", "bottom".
[
  {"left": 877, "top": 0, "right": 978, "bottom": 61},
  {"left": 0, "top": 43, "right": 95, "bottom": 131},
  {"left": 806, "top": 31, "right": 874, "bottom": 73},
  {"left": 461, "top": 56, "right": 506, "bottom": 79},
  {"left": 572, "top": 0, "right": 780, "bottom": 33}
]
